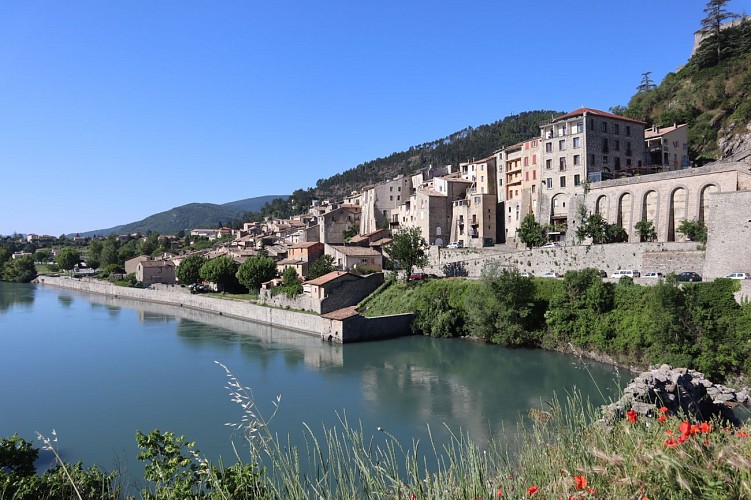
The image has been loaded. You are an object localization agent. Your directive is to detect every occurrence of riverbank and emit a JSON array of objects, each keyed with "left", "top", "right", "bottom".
[{"left": 37, "top": 276, "right": 412, "bottom": 343}]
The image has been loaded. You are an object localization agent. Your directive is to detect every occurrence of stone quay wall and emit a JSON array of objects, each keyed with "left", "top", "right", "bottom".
[
  {"left": 426, "top": 241, "right": 703, "bottom": 279},
  {"left": 38, "top": 276, "right": 411, "bottom": 343}
]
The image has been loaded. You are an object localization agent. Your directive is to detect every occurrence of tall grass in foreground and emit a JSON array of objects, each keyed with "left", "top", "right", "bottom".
[{"left": 7, "top": 364, "right": 750, "bottom": 499}]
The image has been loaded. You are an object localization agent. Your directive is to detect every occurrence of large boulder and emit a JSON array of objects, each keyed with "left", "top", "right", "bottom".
[{"left": 602, "top": 365, "right": 749, "bottom": 425}]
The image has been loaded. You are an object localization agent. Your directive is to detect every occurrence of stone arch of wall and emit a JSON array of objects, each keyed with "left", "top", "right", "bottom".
[
  {"left": 668, "top": 185, "right": 689, "bottom": 242},
  {"left": 617, "top": 191, "right": 634, "bottom": 241},
  {"left": 698, "top": 184, "right": 719, "bottom": 224},
  {"left": 550, "top": 193, "right": 567, "bottom": 222},
  {"left": 595, "top": 195, "right": 608, "bottom": 220},
  {"left": 640, "top": 190, "right": 660, "bottom": 240}
]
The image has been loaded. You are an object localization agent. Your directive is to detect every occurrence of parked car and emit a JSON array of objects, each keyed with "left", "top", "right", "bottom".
[
  {"left": 446, "top": 241, "right": 464, "bottom": 249},
  {"left": 598, "top": 270, "right": 608, "bottom": 278},
  {"left": 726, "top": 272, "right": 751, "bottom": 280},
  {"left": 541, "top": 242, "right": 558, "bottom": 248},
  {"left": 520, "top": 271, "right": 533, "bottom": 277},
  {"left": 611, "top": 269, "right": 640, "bottom": 279},
  {"left": 408, "top": 273, "right": 428, "bottom": 281},
  {"left": 541, "top": 271, "right": 561, "bottom": 278},
  {"left": 676, "top": 271, "right": 702, "bottom": 282},
  {"left": 642, "top": 272, "right": 664, "bottom": 278}
]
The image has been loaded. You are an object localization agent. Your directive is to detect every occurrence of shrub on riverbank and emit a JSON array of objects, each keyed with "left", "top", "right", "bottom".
[{"left": 360, "top": 269, "right": 751, "bottom": 383}]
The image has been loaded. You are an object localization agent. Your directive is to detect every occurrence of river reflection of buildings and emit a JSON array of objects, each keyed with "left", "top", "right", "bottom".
[{"left": 83, "top": 292, "right": 344, "bottom": 369}]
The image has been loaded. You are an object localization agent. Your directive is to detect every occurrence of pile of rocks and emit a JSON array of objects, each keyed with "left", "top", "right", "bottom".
[{"left": 602, "top": 364, "right": 750, "bottom": 425}]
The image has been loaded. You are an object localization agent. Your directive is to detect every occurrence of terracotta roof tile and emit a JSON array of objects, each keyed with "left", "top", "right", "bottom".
[{"left": 552, "top": 107, "right": 646, "bottom": 125}]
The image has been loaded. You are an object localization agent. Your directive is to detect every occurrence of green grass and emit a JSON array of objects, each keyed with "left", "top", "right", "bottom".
[{"left": 359, "top": 277, "right": 479, "bottom": 317}]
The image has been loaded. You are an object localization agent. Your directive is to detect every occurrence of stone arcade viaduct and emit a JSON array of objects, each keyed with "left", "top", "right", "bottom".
[{"left": 584, "top": 162, "right": 751, "bottom": 243}]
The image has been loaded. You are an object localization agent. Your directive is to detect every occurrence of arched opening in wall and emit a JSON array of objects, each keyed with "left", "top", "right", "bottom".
[
  {"left": 618, "top": 193, "right": 632, "bottom": 240},
  {"left": 668, "top": 187, "right": 687, "bottom": 241},
  {"left": 436, "top": 226, "right": 442, "bottom": 236},
  {"left": 642, "top": 190, "right": 659, "bottom": 240},
  {"left": 550, "top": 194, "right": 567, "bottom": 239},
  {"left": 434, "top": 237, "right": 444, "bottom": 247},
  {"left": 595, "top": 195, "right": 608, "bottom": 220},
  {"left": 699, "top": 184, "right": 718, "bottom": 224}
]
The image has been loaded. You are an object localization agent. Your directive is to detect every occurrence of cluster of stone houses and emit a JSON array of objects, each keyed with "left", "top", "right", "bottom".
[{"left": 128, "top": 106, "right": 751, "bottom": 289}]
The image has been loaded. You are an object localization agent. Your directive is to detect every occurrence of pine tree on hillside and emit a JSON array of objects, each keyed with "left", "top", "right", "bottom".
[{"left": 700, "top": 0, "right": 739, "bottom": 64}]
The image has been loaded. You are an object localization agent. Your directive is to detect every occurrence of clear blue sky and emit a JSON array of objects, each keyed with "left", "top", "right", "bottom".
[{"left": 1, "top": 0, "right": 747, "bottom": 236}]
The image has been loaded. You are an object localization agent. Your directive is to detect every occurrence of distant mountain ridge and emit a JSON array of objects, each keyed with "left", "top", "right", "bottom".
[{"left": 76, "top": 195, "right": 287, "bottom": 237}]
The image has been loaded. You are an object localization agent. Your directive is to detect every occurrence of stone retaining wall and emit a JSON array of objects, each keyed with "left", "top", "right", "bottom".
[
  {"left": 38, "top": 277, "right": 412, "bottom": 343},
  {"left": 426, "top": 241, "right": 702, "bottom": 278}
]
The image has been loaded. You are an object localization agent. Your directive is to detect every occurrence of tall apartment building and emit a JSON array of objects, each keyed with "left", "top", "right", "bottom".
[
  {"left": 503, "top": 138, "right": 541, "bottom": 247},
  {"left": 538, "top": 107, "right": 646, "bottom": 243}
]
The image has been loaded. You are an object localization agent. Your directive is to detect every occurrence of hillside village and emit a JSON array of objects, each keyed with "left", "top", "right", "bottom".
[{"left": 15, "top": 106, "right": 751, "bottom": 311}]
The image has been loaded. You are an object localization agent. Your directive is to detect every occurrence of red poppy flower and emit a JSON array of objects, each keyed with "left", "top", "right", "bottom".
[
  {"left": 664, "top": 438, "right": 677, "bottom": 448},
  {"left": 626, "top": 409, "right": 638, "bottom": 423},
  {"left": 665, "top": 429, "right": 674, "bottom": 435},
  {"left": 574, "top": 475, "right": 587, "bottom": 489},
  {"left": 658, "top": 406, "right": 668, "bottom": 413},
  {"left": 678, "top": 434, "right": 689, "bottom": 444},
  {"left": 679, "top": 421, "right": 691, "bottom": 436},
  {"left": 658, "top": 415, "right": 667, "bottom": 423},
  {"left": 699, "top": 422, "right": 711, "bottom": 434},
  {"left": 738, "top": 431, "right": 749, "bottom": 438},
  {"left": 690, "top": 424, "right": 700, "bottom": 435},
  {"left": 527, "top": 485, "right": 538, "bottom": 497},
  {"left": 587, "top": 487, "right": 597, "bottom": 495},
  {"left": 409, "top": 494, "right": 416, "bottom": 500},
  {"left": 497, "top": 490, "right": 503, "bottom": 498}
]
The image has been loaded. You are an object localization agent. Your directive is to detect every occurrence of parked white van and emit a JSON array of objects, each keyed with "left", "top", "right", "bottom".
[{"left": 611, "top": 269, "right": 640, "bottom": 278}]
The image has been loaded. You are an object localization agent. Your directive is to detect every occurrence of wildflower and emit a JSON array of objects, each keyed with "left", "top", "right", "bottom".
[
  {"left": 658, "top": 415, "right": 667, "bottom": 423},
  {"left": 665, "top": 438, "right": 677, "bottom": 448},
  {"left": 659, "top": 406, "right": 668, "bottom": 414},
  {"left": 587, "top": 487, "right": 597, "bottom": 495},
  {"left": 690, "top": 424, "right": 700, "bottom": 435},
  {"left": 527, "top": 485, "right": 538, "bottom": 496},
  {"left": 679, "top": 421, "right": 691, "bottom": 436},
  {"left": 409, "top": 494, "right": 416, "bottom": 500},
  {"left": 678, "top": 434, "right": 689, "bottom": 444},
  {"left": 699, "top": 422, "right": 711, "bottom": 434},
  {"left": 665, "top": 430, "right": 674, "bottom": 435},
  {"left": 574, "top": 475, "right": 587, "bottom": 489},
  {"left": 626, "top": 409, "right": 638, "bottom": 423},
  {"left": 497, "top": 490, "right": 503, "bottom": 497},
  {"left": 738, "top": 431, "right": 749, "bottom": 438}
]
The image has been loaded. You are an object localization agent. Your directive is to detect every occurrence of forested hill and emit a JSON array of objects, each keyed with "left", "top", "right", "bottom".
[
  {"left": 312, "top": 110, "right": 563, "bottom": 199},
  {"left": 618, "top": 18, "right": 751, "bottom": 163}
]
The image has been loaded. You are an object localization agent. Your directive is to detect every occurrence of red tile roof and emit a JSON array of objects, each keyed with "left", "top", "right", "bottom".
[
  {"left": 305, "top": 271, "right": 355, "bottom": 286},
  {"left": 553, "top": 107, "right": 646, "bottom": 125}
]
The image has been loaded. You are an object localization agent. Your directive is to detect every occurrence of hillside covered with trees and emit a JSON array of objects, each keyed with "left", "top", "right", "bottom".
[{"left": 615, "top": 7, "right": 751, "bottom": 163}]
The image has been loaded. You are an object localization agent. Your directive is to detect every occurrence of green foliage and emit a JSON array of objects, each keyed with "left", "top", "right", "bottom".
[
  {"left": 0, "top": 434, "right": 38, "bottom": 476},
  {"left": 55, "top": 247, "right": 80, "bottom": 270},
  {"left": 0, "top": 434, "right": 119, "bottom": 500},
  {"left": 577, "top": 210, "right": 628, "bottom": 244},
  {"left": 236, "top": 255, "right": 277, "bottom": 291},
  {"left": 33, "top": 249, "right": 51, "bottom": 263},
  {"left": 517, "top": 214, "right": 546, "bottom": 248},
  {"left": 200, "top": 256, "right": 240, "bottom": 292},
  {"left": 279, "top": 267, "right": 303, "bottom": 298},
  {"left": 412, "top": 286, "right": 465, "bottom": 337},
  {"left": 1, "top": 256, "right": 37, "bottom": 283},
  {"left": 176, "top": 253, "right": 206, "bottom": 285},
  {"left": 464, "top": 263, "right": 539, "bottom": 346},
  {"left": 307, "top": 254, "right": 336, "bottom": 280},
  {"left": 387, "top": 227, "right": 429, "bottom": 280},
  {"left": 136, "top": 429, "right": 200, "bottom": 499},
  {"left": 678, "top": 219, "right": 708, "bottom": 244},
  {"left": 635, "top": 219, "right": 657, "bottom": 242}
]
